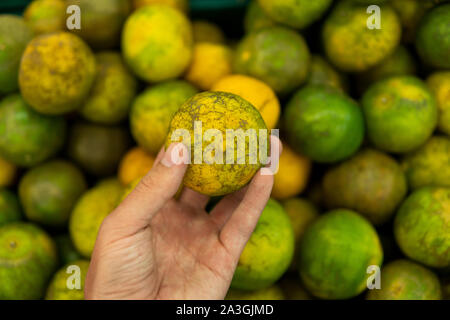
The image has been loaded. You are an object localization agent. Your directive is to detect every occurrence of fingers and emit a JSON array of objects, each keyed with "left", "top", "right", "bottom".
[
  {"left": 218, "top": 136, "right": 281, "bottom": 258},
  {"left": 179, "top": 187, "right": 210, "bottom": 210},
  {"left": 209, "top": 185, "right": 248, "bottom": 229},
  {"left": 108, "top": 143, "right": 189, "bottom": 234}
]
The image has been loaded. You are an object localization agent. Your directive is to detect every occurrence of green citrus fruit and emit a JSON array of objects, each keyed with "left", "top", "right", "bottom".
[
  {"left": 131, "top": 80, "right": 198, "bottom": 155},
  {"left": 0, "top": 189, "right": 22, "bottom": 227},
  {"left": 307, "top": 55, "right": 348, "bottom": 92},
  {"left": 54, "top": 234, "right": 82, "bottom": 266},
  {"left": 401, "top": 135, "right": 450, "bottom": 190},
  {"left": 68, "top": 122, "right": 130, "bottom": 177},
  {"left": 323, "top": 1, "right": 401, "bottom": 72},
  {"left": 362, "top": 76, "right": 438, "bottom": 153},
  {"left": 165, "top": 91, "right": 268, "bottom": 196},
  {"left": 367, "top": 260, "right": 442, "bottom": 300},
  {"left": 23, "top": 0, "right": 66, "bottom": 35},
  {"left": 322, "top": 149, "right": 407, "bottom": 225},
  {"left": 257, "top": 0, "right": 333, "bottom": 29},
  {"left": 46, "top": 260, "right": 89, "bottom": 300},
  {"left": 244, "top": 0, "right": 279, "bottom": 33},
  {"left": 231, "top": 199, "right": 295, "bottom": 290},
  {"left": 19, "top": 160, "right": 87, "bottom": 227},
  {"left": 233, "top": 26, "right": 310, "bottom": 94},
  {"left": 226, "top": 285, "right": 285, "bottom": 300},
  {"left": 19, "top": 32, "right": 96, "bottom": 115},
  {"left": 69, "top": 179, "right": 123, "bottom": 258},
  {"left": 0, "top": 94, "right": 66, "bottom": 167},
  {"left": 427, "top": 71, "right": 450, "bottom": 136},
  {"left": 416, "top": 4, "right": 450, "bottom": 69},
  {"left": 0, "top": 222, "right": 58, "bottom": 299},
  {"left": 394, "top": 187, "right": 450, "bottom": 268},
  {"left": 283, "top": 85, "right": 364, "bottom": 163},
  {"left": 122, "top": 5, "right": 193, "bottom": 82},
  {"left": 299, "top": 209, "right": 383, "bottom": 299},
  {"left": 0, "top": 15, "right": 33, "bottom": 95}
]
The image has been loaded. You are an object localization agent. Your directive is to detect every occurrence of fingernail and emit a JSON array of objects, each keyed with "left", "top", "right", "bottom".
[
  {"left": 260, "top": 135, "right": 282, "bottom": 176},
  {"left": 161, "top": 143, "right": 189, "bottom": 168}
]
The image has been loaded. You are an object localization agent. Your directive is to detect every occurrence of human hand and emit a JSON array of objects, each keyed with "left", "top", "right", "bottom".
[{"left": 84, "top": 137, "right": 281, "bottom": 300}]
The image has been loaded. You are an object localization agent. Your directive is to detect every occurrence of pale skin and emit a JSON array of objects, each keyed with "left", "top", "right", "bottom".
[{"left": 85, "top": 137, "right": 281, "bottom": 300}]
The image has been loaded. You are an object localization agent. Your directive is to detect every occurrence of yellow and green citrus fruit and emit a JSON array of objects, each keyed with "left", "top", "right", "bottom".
[
  {"left": 272, "top": 144, "right": 311, "bottom": 200},
  {"left": 0, "top": 15, "right": 33, "bottom": 95},
  {"left": 23, "top": 0, "right": 66, "bottom": 35},
  {"left": 283, "top": 85, "right": 364, "bottom": 163},
  {"left": 122, "top": 5, "right": 193, "bottom": 82},
  {"left": 367, "top": 260, "right": 442, "bottom": 300},
  {"left": 282, "top": 198, "right": 319, "bottom": 271},
  {"left": 192, "top": 20, "right": 225, "bottom": 44},
  {"left": 131, "top": 81, "right": 198, "bottom": 155},
  {"left": 427, "top": 71, "right": 450, "bottom": 136},
  {"left": 69, "top": 179, "right": 123, "bottom": 258},
  {"left": 118, "top": 147, "right": 155, "bottom": 186},
  {"left": 212, "top": 74, "right": 280, "bottom": 129},
  {"left": 323, "top": 149, "right": 407, "bottom": 225},
  {"left": 185, "top": 43, "right": 233, "bottom": 90},
  {"left": 391, "top": 0, "right": 428, "bottom": 43},
  {"left": 0, "top": 222, "right": 58, "bottom": 299},
  {"left": 67, "top": 0, "right": 131, "bottom": 49},
  {"left": 0, "top": 94, "right": 66, "bottom": 167},
  {"left": 257, "top": 0, "right": 333, "bottom": 29},
  {"left": 299, "top": 209, "right": 383, "bottom": 299},
  {"left": 0, "top": 189, "right": 22, "bottom": 227},
  {"left": 280, "top": 277, "right": 311, "bottom": 300},
  {"left": 362, "top": 76, "right": 438, "bottom": 153},
  {"left": 133, "top": 0, "right": 189, "bottom": 13},
  {"left": 226, "top": 285, "right": 285, "bottom": 300},
  {"left": 19, "top": 32, "right": 96, "bottom": 115},
  {"left": 307, "top": 55, "right": 348, "bottom": 93},
  {"left": 231, "top": 199, "right": 295, "bottom": 290},
  {"left": 19, "top": 160, "right": 87, "bottom": 227},
  {"left": 395, "top": 187, "right": 450, "bottom": 268},
  {"left": 233, "top": 26, "right": 310, "bottom": 94},
  {"left": 244, "top": 0, "right": 279, "bottom": 33},
  {"left": 54, "top": 234, "right": 82, "bottom": 265},
  {"left": 68, "top": 122, "right": 130, "bottom": 177},
  {"left": 0, "top": 156, "right": 17, "bottom": 187},
  {"left": 416, "top": 4, "right": 450, "bottom": 69},
  {"left": 80, "top": 52, "right": 138, "bottom": 125},
  {"left": 165, "top": 91, "right": 268, "bottom": 196},
  {"left": 401, "top": 136, "right": 450, "bottom": 190},
  {"left": 323, "top": 1, "right": 401, "bottom": 72},
  {"left": 46, "top": 260, "right": 89, "bottom": 300}
]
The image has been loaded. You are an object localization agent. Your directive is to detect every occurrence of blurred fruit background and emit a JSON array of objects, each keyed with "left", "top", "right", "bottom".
[{"left": 0, "top": 0, "right": 449, "bottom": 300}]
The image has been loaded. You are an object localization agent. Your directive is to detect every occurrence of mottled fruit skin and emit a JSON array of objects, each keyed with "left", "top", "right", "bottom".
[
  {"left": 0, "top": 189, "right": 22, "bottom": 226},
  {"left": 362, "top": 76, "right": 438, "bottom": 153},
  {"left": 233, "top": 26, "right": 310, "bottom": 94},
  {"left": 81, "top": 52, "right": 138, "bottom": 125},
  {"left": 231, "top": 199, "right": 295, "bottom": 290},
  {"left": 0, "top": 223, "right": 58, "bottom": 299},
  {"left": 367, "top": 260, "right": 442, "bottom": 300},
  {"left": 283, "top": 85, "right": 364, "bottom": 163},
  {"left": 54, "top": 234, "right": 82, "bottom": 265},
  {"left": 19, "top": 160, "right": 87, "bottom": 227},
  {"left": 427, "top": 71, "right": 450, "bottom": 136},
  {"left": 165, "top": 91, "right": 268, "bottom": 196},
  {"left": 67, "top": 0, "right": 131, "bottom": 49},
  {"left": 401, "top": 136, "right": 450, "bottom": 190},
  {"left": 24, "top": 0, "right": 66, "bottom": 35},
  {"left": 244, "top": 0, "right": 279, "bottom": 33},
  {"left": 0, "top": 94, "right": 66, "bottom": 167},
  {"left": 258, "top": 0, "right": 333, "bottom": 29},
  {"left": 0, "top": 15, "right": 33, "bottom": 95},
  {"left": 69, "top": 179, "right": 123, "bottom": 258},
  {"left": 122, "top": 5, "right": 193, "bottom": 82},
  {"left": 192, "top": 20, "right": 225, "bottom": 44},
  {"left": 323, "top": 1, "right": 401, "bottom": 72},
  {"left": 19, "top": 32, "right": 96, "bottom": 115},
  {"left": 46, "top": 260, "right": 89, "bottom": 300},
  {"left": 68, "top": 122, "right": 130, "bottom": 177},
  {"left": 323, "top": 149, "right": 407, "bottom": 225},
  {"left": 131, "top": 81, "right": 198, "bottom": 155},
  {"left": 299, "top": 209, "right": 383, "bottom": 299},
  {"left": 416, "top": 4, "right": 450, "bottom": 69},
  {"left": 394, "top": 187, "right": 450, "bottom": 268},
  {"left": 226, "top": 285, "right": 285, "bottom": 300}
]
